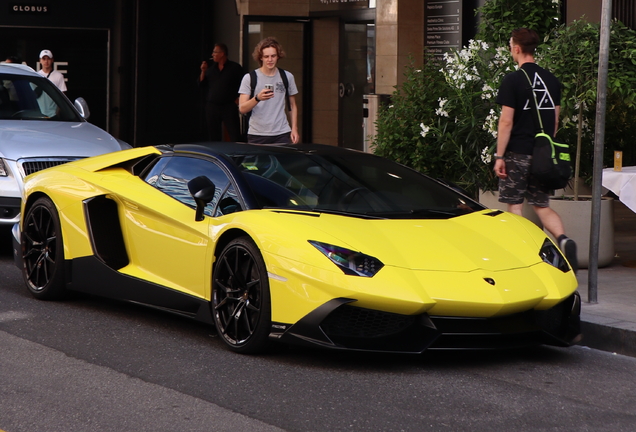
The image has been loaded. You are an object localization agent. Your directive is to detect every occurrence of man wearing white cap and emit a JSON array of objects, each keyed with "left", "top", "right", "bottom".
[{"left": 38, "top": 49, "right": 67, "bottom": 92}]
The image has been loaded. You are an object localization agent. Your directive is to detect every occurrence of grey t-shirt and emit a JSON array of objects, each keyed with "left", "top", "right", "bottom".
[{"left": 239, "top": 68, "right": 298, "bottom": 136}]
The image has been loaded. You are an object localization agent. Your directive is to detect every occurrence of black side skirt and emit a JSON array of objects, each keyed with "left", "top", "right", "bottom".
[{"left": 67, "top": 256, "right": 214, "bottom": 324}]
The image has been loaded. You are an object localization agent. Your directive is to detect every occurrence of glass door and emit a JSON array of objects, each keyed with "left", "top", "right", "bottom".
[{"left": 339, "top": 23, "right": 375, "bottom": 150}]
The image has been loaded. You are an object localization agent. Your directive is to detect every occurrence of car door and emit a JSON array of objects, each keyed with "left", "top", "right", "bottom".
[{"left": 118, "top": 155, "right": 235, "bottom": 299}]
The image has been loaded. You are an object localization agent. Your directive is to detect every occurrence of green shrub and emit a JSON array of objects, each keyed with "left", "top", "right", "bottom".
[{"left": 373, "top": 42, "right": 515, "bottom": 197}]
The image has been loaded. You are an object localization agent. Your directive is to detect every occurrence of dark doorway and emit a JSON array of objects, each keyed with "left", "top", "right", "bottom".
[
  {"left": 339, "top": 22, "right": 374, "bottom": 150},
  {"left": 242, "top": 17, "right": 312, "bottom": 143},
  {"left": 1, "top": 27, "right": 110, "bottom": 131}
]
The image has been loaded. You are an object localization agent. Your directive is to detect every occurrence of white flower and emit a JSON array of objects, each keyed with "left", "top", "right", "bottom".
[
  {"left": 481, "top": 147, "right": 492, "bottom": 164},
  {"left": 419, "top": 123, "right": 430, "bottom": 137},
  {"left": 435, "top": 108, "right": 449, "bottom": 117},
  {"left": 483, "top": 109, "right": 499, "bottom": 139}
]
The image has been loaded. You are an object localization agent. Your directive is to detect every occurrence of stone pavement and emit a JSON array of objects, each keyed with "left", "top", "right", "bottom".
[{"left": 577, "top": 199, "right": 636, "bottom": 357}]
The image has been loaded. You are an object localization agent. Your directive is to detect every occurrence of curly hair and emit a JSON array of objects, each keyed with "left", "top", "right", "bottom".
[{"left": 252, "top": 37, "right": 286, "bottom": 66}]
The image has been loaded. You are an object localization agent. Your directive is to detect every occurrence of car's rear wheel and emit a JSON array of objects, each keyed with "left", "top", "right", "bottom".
[
  {"left": 212, "top": 237, "right": 271, "bottom": 354},
  {"left": 21, "top": 197, "right": 66, "bottom": 300}
]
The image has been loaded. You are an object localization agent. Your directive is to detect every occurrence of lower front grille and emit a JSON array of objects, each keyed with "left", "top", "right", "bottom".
[
  {"left": 321, "top": 305, "right": 416, "bottom": 339},
  {"left": 20, "top": 158, "right": 80, "bottom": 176}
]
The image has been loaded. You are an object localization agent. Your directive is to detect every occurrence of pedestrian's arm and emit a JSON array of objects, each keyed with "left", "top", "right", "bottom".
[
  {"left": 289, "top": 95, "right": 299, "bottom": 144},
  {"left": 239, "top": 88, "right": 272, "bottom": 114},
  {"left": 494, "top": 105, "right": 514, "bottom": 178},
  {"left": 199, "top": 61, "right": 208, "bottom": 83},
  {"left": 554, "top": 105, "right": 560, "bottom": 136}
]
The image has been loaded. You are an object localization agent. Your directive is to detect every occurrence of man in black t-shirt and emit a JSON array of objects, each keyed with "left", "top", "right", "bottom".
[
  {"left": 493, "top": 28, "right": 578, "bottom": 272},
  {"left": 199, "top": 43, "right": 244, "bottom": 142}
]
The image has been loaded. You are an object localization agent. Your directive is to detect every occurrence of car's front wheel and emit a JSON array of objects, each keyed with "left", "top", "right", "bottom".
[
  {"left": 212, "top": 237, "right": 272, "bottom": 354},
  {"left": 21, "top": 197, "right": 66, "bottom": 300}
]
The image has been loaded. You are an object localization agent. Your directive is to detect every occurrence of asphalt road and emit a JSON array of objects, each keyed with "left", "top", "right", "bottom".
[{"left": 1, "top": 227, "right": 636, "bottom": 432}]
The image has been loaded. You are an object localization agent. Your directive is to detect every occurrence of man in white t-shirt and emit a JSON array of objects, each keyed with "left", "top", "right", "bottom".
[
  {"left": 38, "top": 50, "right": 67, "bottom": 92},
  {"left": 238, "top": 37, "right": 299, "bottom": 144}
]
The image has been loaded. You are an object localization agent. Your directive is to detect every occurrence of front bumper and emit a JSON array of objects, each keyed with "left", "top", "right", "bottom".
[
  {"left": 271, "top": 292, "right": 582, "bottom": 353},
  {"left": 0, "top": 197, "right": 20, "bottom": 224},
  {"left": 12, "top": 222, "right": 23, "bottom": 270}
]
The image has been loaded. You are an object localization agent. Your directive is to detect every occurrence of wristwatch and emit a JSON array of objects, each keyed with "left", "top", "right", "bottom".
[
  {"left": 254, "top": 95, "right": 260, "bottom": 102},
  {"left": 494, "top": 155, "right": 504, "bottom": 160}
]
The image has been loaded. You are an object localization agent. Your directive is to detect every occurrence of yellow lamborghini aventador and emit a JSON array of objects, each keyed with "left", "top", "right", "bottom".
[{"left": 12, "top": 142, "right": 580, "bottom": 354}]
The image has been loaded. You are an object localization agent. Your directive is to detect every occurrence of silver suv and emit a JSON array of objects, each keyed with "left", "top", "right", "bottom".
[{"left": 0, "top": 63, "right": 130, "bottom": 225}]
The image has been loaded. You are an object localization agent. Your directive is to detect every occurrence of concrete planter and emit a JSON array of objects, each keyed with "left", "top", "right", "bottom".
[{"left": 548, "top": 196, "right": 615, "bottom": 268}]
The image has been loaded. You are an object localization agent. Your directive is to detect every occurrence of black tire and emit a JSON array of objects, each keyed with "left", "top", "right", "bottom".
[
  {"left": 212, "top": 237, "right": 271, "bottom": 354},
  {"left": 21, "top": 197, "right": 66, "bottom": 300}
]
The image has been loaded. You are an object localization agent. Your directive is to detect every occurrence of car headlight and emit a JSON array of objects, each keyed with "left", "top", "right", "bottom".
[
  {"left": 0, "top": 159, "right": 7, "bottom": 176},
  {"left": 539, "top": 238, "right": 570, "bottom": 272},
  {"left": 309, "top": 240, "right": 384, "bottom": 277}
]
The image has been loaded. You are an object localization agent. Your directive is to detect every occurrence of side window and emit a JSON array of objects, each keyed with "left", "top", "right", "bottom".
[
  {"left": 144, "top": 155, "right": 235, "bottom": 217},
  {"left": 215, "top": 184, "right": 241, "bottom": 217}
]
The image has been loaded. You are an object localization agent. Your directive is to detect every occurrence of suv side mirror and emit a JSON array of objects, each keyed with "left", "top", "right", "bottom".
[{"left": 74, "top": 97, "right": 90, "bottom": 119}]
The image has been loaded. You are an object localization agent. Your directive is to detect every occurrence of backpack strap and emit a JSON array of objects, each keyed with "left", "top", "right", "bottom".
[
  {"left": 519, "top": 68, "right": 546, "bottom": 135},
  {"left": 249, "top": 69, "right": 258, "bottom": 99},
  {"left": 278, "top": 67, "right": 291, "bottom": 112}
]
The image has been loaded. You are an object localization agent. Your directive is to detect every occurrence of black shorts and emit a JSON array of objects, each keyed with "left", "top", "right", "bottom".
[
  {"left": 247, "top": 133, "right": 292, "bottom": 145},
  {"left": 498, "top": 152, "right": 550, "bottom": 207}
]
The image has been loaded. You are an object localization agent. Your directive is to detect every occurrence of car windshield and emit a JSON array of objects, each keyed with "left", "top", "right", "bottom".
[
  {"left": 233, "top": 150, "right": 484, "bottom": 219},
  {"left": 0, "top": 73, "right": 81, "bottom": 121}
]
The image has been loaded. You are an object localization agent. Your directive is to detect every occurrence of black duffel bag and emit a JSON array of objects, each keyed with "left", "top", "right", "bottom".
[{"left": 532, "top": 132, "right": 572, "bottom": 190}]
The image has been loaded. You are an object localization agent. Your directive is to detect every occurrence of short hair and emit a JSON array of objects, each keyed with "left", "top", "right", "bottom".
[
  {"left": 252, "top": 37, "right": 286, "bottom": 66},
  {"left": 511, "top": 28, "right": 540, "bottom": 54},
  {"left": 214, "top": 43, "right": 228, "bottom": 56}
]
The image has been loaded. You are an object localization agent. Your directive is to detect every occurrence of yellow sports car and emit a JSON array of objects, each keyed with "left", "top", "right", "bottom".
[{"left": 12, "top": 143, "right": 580, "bottom": 354}]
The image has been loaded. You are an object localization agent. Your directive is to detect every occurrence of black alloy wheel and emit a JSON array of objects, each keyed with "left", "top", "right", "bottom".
[
  {"left": 212, "top": 237, "right": 271, "bottom": 354},
  {"left": 21, "top": 197, "right": 66, "bottom": 300}
]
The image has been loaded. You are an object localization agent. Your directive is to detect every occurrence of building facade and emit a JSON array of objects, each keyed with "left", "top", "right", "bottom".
[{"left": 1, "top": 0, "right": 632, "bottom": 148}]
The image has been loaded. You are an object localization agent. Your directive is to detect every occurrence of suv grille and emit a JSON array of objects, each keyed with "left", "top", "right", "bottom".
[{"left": 19, "top": 158, "right": 80, "bottom": 176}]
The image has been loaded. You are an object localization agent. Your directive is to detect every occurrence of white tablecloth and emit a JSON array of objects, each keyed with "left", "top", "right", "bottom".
[{"left": 603, "top": 166, "right": 636, "bottom": 213}]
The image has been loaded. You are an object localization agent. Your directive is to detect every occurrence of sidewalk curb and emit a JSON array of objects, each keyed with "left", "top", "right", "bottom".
[{"left": 579, "top": 320, "right": 636, "bottom": 358}]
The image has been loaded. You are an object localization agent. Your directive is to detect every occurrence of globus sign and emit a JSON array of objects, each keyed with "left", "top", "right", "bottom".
[{"left": 10, "top": 4, "right": 50, "bottom": 14}]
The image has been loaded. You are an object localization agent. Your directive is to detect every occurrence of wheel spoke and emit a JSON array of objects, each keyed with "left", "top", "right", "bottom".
[{"left": 241, "top": 307, "right": 254, "bottom": 335}]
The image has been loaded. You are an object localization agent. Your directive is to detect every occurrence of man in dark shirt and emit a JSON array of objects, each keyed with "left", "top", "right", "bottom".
[
  {"left": 493, "top": 28, "right": 578, "bottom": 272},
  {"left": 199, "top": 43, "right": 244, "bottom": 142}
]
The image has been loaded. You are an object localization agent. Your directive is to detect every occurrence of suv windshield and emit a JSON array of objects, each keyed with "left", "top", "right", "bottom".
[
  {"left": 234, "top": 150, "right": 483, "bottom": 219},
  {"left": 0, "top": 73, "right": 81, "bottom": 122}
]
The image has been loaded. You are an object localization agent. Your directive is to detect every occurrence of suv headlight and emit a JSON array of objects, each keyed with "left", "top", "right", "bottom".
[
  {"left": 0, "top": 159, "right": 7, "bottom": 176},
  {"left": 309, "top": 240, "right": 384, "bottom": 277},
  {"left": 539, "top": 238, "right": 570, "bottom": 273}
]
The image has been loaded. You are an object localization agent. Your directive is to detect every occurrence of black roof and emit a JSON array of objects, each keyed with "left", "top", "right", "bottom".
[{"left": 167, "top": 142, "right": 370, "bottom": 159}]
